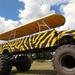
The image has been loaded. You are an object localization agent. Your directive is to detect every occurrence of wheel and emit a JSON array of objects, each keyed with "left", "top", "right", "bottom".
[
  {"left": 16, "top": 56, "right": 32, "bottom": 72},
  {"left": 53, "top": 44, "right": 75, "bottom": 75},
  {"left": 0, "top": 55, "right": 11, "bottom": 75}
]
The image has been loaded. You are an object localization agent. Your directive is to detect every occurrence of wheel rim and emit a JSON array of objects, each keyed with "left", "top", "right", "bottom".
[{"left": 60, "top": 54, "right": 75, "bottom": 70}]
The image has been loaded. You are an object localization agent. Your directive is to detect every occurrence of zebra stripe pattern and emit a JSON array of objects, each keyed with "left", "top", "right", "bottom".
[{"left": 0, "top": 30, "right": 75, "bottom": 53}]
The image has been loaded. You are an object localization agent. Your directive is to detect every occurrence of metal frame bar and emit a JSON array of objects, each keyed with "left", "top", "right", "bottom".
[{"left": 37, "top": 20, "right": 50, "bottom": 32}]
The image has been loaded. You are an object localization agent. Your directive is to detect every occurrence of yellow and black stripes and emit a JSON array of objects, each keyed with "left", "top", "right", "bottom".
[
  {"left": 51, "top": 30, "right": 75, "bottom": 46},
  {"left": 39, "top": 30, "right": 55, "bottom": 48},
  {"left": 1, "top": 30, "right": 75, "bottom": 53},
  {"left": 51, "top": 30, "right": 71, "bottom": 46}
]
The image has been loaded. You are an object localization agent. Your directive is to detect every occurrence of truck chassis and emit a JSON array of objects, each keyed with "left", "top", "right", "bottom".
[{"left": 0, "top": 29, "right": 75, "bottom": 75}]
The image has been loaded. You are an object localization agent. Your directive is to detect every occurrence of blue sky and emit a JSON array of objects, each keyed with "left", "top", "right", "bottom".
[
  {"left": 51, "top": 2, "right": 69, "bottom": 15},
  {"left": 0, "top": 0, "right": 24, "bottom": 20},
  {"left": 0, "top": 0, "right": 75, "bottom": 33},
  {"left": 0, "top": 0, "right": 67, "bottom": 20}
]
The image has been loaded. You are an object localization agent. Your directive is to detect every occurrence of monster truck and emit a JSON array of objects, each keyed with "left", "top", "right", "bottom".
[{"left": 0, "top": 14, "right": 75, "bottom": 75}]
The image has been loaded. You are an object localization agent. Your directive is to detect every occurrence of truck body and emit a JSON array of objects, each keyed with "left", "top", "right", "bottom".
[
  {"left": 0, "top": 14, "right": 75, "bottom": 75},
  {"left": 0, "top": 29, "right": 75, "bottom": 55}
]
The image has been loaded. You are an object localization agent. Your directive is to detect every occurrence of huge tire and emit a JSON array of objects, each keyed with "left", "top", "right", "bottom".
[
  {"left": 0, "top": 55, "right": 11, "bottom": 75},
  {"left": 16, "top": 56, "right": 32, "bottom": 72},
  {"left": 53, "top": 44, "right": 75, "bottom": 75}
]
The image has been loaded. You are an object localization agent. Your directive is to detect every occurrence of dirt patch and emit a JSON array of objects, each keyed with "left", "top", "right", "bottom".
[{"left": 10, "top": 60, "right": 56, "bottom": 75}]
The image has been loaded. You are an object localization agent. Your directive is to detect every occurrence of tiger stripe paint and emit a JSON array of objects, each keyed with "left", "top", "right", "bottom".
[
  {"left": 0, "top": 29, "right": 75, "bottom": 54},
  {"left": 34, "top": 33, "right": 41, "bottom": 44},
  {"left": 39, "top": 30, "right": 55, "bottom": 48},
  {"left": 51, "top": 30, "right": 72, "bottom": 46},
  {"left": 35, "top": 31, "right": 48, "bottom": 48},
  {"left": 32, "top": 35, "right": 35, "bottom": 44},
  {"left": 29, "top": 36, "right": 33, "bottom": 49},
  {"left": 46, "top": 31, "right": 55, "bottom": 47},
  {"left": 24, "top": 37, "right": 29, "bottom": 50}
]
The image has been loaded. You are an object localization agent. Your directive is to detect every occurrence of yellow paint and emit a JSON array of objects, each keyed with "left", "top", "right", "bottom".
[
  {"left": 24, "top": 37, "right": 29, "bottom": 50},
  {"left": 46, "top": 32, "right": 55, "bottom": 47},
  {"left": 51, "top": 37, "right": 57, "bottom": 46},
  {"left": 51, "top": 30, "right": 71, "bottom": 46},
  {"left": 58, "top": 30, "right": 71, "bottom": 38},
  {"left": 29, "top": 37, "right": 33, "bottom": 49},
  {"left": 39, "top": 31, "right": 55, "bottom": 48},
  {"left": 1, "top": 30, "right": 75, "bottom": 54},
  {"left": 34, "top": 33, "right": 41, "bottom": 43},
  {"left": 35, "top": 32, "right": 48, "bottom": 48},
  {"left": 15, "top": 39, "right": 24, "bottom": 50},
  {"left": 32, "top": 36, "right": 35, "bottom": 44},
  {"left": 72, "top": 32, "right": 75, "bottom": 39},
  {"left": 20, "top": 45, "right": 25, "bottom": 51}
]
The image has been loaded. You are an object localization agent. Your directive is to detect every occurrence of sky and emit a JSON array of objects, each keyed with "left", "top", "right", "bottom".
[{"left": 0, "top": 0, "right": 75, "bottom": 33}]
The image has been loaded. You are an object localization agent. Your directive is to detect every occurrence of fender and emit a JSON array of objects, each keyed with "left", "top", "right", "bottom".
[
  {"left": 59, "top": 33, "right": 75, "bottom": 44},
  {"left": 62, "top": 33, "right": 75, "bottom": 37}
]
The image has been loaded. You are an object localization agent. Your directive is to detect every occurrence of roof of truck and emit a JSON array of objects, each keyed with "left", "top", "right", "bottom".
[{"left": 0, "top": 14, "right": 65, "bottom": 40}]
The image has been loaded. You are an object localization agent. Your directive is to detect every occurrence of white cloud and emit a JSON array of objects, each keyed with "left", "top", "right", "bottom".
[
  {"left": 18, "top": 0, "right": 65, "bottom": 24},
  {"left": 19, "top": 0, "right": 74, "bottom": 31},
  {"left": 0, "top": 16, "right": 19, "bottom": 33},
  {"left": 58, "top": 0, "right": 75, "bottom": 30},
  {"left": 0, "top": 0, "right": 75, "bottom": 34},
  {"left": 1, "top": 0, "right": 59, "bottom": 33}
]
